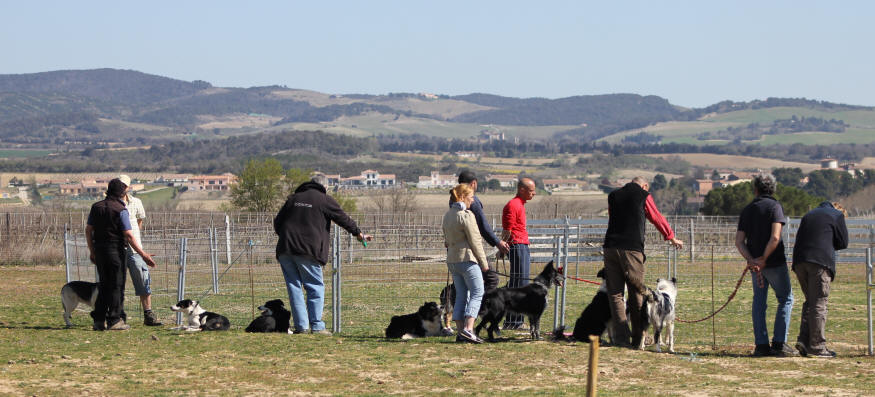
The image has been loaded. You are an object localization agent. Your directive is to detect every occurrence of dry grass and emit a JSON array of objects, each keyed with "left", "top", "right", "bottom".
[{"left": 644, "top": 153, "right": 821, "bottom": 172}]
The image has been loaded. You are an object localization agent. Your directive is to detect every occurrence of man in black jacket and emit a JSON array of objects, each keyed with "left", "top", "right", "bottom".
[
  {"left": 274, "top": 180, "right": 371, "bottom": 335},
  {"left": 792, "top": 201, "right": 849, "bottom": 358}
]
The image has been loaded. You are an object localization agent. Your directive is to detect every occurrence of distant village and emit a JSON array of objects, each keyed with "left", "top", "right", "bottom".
[{"left": 0, "top": 157, "right": 860, "bottom": 206}]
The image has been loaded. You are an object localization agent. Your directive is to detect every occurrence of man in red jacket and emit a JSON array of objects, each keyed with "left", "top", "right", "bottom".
[
  {"left": 501, "top": 177, "right": 536, "bottom": 329},
  {"left": 274, "top": 180, "right": 371, "bottom": 335}
]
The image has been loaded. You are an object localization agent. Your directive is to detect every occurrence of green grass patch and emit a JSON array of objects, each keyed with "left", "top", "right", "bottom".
[{"left": 0, "top": 149, "right": 54, "bottom": 158}]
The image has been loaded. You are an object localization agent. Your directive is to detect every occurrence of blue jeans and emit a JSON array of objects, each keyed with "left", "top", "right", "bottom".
[
  {"left": 752, "top": 265, "right": 794, "bottom": 345},
  {"left": 448, "top": 261, "right": 484, "bottom": 321},
  {"left": 505, "top": 243, "right": 530, "bottom": 327},
  {"left": 279, "top": 254, "right": 326, "bottom": 332}
]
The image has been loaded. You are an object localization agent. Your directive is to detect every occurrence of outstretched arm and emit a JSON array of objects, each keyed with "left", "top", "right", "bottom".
[{"left": 644, "top": 195, "right": 683, "bottom": 249}]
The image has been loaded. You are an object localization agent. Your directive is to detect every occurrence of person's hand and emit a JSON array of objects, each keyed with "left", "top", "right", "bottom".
[
  {"left": 357, "top": 233, "right": 373, "bottom": 242},
  {"left": 669, "top": 238, "right": 684, "bottom": 250},
  {"left": 480, "top": 263, "right": 489, "bottom": 272},
  {"left": 142, "top": 253, "right": 157, "bottom": 268},
  {"left": 497, "top": 240, "right": 510, "bottom": 255}
]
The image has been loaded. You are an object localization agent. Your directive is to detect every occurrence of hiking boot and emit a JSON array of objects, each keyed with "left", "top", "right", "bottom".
[
  {"left": 144, "top": 311, "right": 163, "bottom": 326},
  {"left": 92, "top": 321, "right": 106, "bottom": 331},
  {"left": 794, "top": 341, "right": 809, "bottom": 357},
  {"left": 107, "top": 320, "right": 131, "bottom": 331},
  {"left": 771, "top": 342, "right": 799, "bottom": 357},
  {"left": 752, "top": 344, "right": 774, "bottom": 357},
  {"left": 807, "top": 348, "right": 837, "bottom": 358},
  {"left": 311, "top": 329, "right": 332, "bottom": 336}
]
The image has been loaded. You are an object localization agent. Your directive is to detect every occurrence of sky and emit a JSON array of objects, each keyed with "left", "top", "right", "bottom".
[{"left": 1, "top": 1, "right": 873, "bottom": 108}]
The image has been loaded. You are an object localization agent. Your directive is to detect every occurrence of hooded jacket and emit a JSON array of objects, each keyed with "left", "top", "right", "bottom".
[
  {"left": 792, "top": 201, "right": 849, "bottom": 279},
  {"left": 274, "top": 181, "right": 361, "bottom": 265}
]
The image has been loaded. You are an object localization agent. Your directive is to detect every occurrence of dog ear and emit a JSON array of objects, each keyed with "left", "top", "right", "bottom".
[{"left": 671, "top": 277, "right": 677, "bottom": 284}]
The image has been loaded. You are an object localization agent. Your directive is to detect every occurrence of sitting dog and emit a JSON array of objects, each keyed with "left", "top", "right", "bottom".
[
  {"left": 170, "top": 299, "right": 230, "bottom": 331},
  {"left": 61, "top": 281, "right": 98, "bottom": 327},
  {"left": 245, "top": 299, "right": 291, "bottom": 333},
  {"left": 639, "top": 277, "right": 677, "bottom": 353},
  {"left": 385, "top": 301, "right": 444, "bottom": 339},
  {"left": 553, "top": 268, "right": 614, "bottom": 343},
  {"left": 475, "top": 261, "right": 564, "bottom": 341}
]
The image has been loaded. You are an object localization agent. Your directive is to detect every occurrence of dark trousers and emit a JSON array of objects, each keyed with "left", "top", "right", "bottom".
[
  {"left": 504, "top": 243, "right": 530, "bottom": 327},
  {"left": 91, "top": 244, "right": 127, "bottom": 327},
  {"left": 794, "top": 261, "right": 831, "bottom": 351},
  {"left": 603, "top": 248, "right": 647, "bottom": 346},
  {"left": 482, "top": 269, "right": 499, "bottom": 294}
]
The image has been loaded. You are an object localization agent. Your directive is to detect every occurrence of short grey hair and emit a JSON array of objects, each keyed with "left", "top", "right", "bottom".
[
  {"left": 753, "top": 174, "right": 777, "bottom": 196},
  {"left": 632, "top": 176, "right": 648, "bottom": 186}
]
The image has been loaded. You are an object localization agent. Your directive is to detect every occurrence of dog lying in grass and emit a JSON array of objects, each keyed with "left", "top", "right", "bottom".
[
  {"left": 246, "top": 299, "right": 291, "bottom": 333},
  {"left": 170, "top": 299, "right": 230, "bottom": 331},
  {"left": 475, "top": 261, "right": 564, "bottom": 341},
  {"left": 385, "top": 301, "right": 445, "bottom": 339}
]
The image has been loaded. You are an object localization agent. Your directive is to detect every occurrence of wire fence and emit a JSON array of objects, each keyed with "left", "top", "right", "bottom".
[{"left": 55, "top": 212, "right": 875, "bottom": 355}]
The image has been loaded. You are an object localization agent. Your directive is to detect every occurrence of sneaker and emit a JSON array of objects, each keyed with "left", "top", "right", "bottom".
[
  {"left": 440, "top": 327, "right": 455, "bottom": 337},
  {"left": 143, "top": 311, "right": 163, "bottom": 326},
  {"left": 794, "top": 341, "right": 809, "bottom": 357},
  {"left": 289, "top": 328, "right": 307, "bottom": 335},
  {"left": 752, "top": 344, "right": 774, "bottom": 357},
  {"left": 807, "top": 349, "right": 837, "bottom": 358},
  {"left": 107, "top": 320, "right": 131, "bottom": 331},
  {"left": 458, "top": 329, "right": 483, "bottom": 344},
  {"left": 311, "top": 329, "right": 332, "bottom": 336},
  {"left": 771, "top": 342, "right": 799, "bottom": 357}
]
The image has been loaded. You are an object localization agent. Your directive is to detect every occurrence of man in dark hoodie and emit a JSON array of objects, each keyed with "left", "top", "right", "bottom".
[
  {"left": 792, "top": 201, "right": 848, "bottom": 358},
  {"left": 274, "top": 180, "right": 372, "bottom": 335}
]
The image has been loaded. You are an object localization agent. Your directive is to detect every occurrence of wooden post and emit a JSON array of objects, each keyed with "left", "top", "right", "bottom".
[{"left": 587, "top": 335, "right": 600, "bottom": 397}]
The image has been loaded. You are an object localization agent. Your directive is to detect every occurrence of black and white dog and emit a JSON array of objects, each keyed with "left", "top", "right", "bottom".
[
  {"left": 245, "top": 299, "right": 291, "bottom": 333},
  {"left": 639, "top": 277, "right": 677, "bottom": 353},
  {"left": 170, "top": 299, "right": 230, "bottom": 331},
  {"left": 61, "top": 281, "right": 98, "bottom": 328},
  {"left": 475, "top": 261, "right": 564, "bottom": 341},
  {"left": 553, "top": 268, "right": 614, "bottom": 343},
  {"left": 385, "top": 301, "right": 444, "bottom": 339},
  {"left": 439, "top": 284, "right": 456, "bottom": 332}
]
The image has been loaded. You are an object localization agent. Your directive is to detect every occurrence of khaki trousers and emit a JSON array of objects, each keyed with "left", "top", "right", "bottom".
[
  {"left": 603, "top": 248, "right": 648, "bottom": 346},
  {"left": 793, "top": 261, "right": 831, "bottom": 352}
]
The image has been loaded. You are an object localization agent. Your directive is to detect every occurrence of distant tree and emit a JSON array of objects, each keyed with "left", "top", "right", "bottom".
[
  {"left": 284, "top": 168, "right": 313, "bottom": 196},
  {"left": 701, "top": 182, "right": 822, "bottom": 216},
  {"left": 711, "top": 169, "right": 721, "bottom": 181},
  {"left": 651, "top": 174, "right": 667, "bottom": 191},
  {"left": 773, "top": 167, "right": 804, "bottom": 187},
  {"left": 230, "top": 158, "right": 285, "bottom": 212},
  {"left": 329, "top": 190, "right": 357, "bottom": 214},
  {"left": 486, "top": 179, "right": 502, "bottom": 191}
]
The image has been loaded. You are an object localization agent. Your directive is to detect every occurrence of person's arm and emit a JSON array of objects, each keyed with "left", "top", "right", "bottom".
[
  {"left": 324, "top": 194, "right": 371, "bottom": 242},
  {"left": 500, "top": 202, "right": 514, "bottom": 243},
  {"left": 644, "top": 195, "right": 683, "bottom": 249},
  {"left": 470, "top": 198, "right": 500, "bottom": 247},
  {"left": 753, "top": 222, "right": 783, "bottom": 270},
  {"left": 735, "top": 230, "right": 755, "bottom": 267},
  {"left": 85, "top": 224, "right": 96, "bottom": 265},
  {"left": 124, "top": 230, "right": 156, "bottom": 267},
  {"left": 462, "top": 212, "right": 489, "bottom": 271},
  {"left": 834, "top": 214, "right": 849, "bottom": 250}
]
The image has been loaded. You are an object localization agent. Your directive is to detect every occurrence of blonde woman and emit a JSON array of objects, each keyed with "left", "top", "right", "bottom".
[{"left": 443, "top": 184, "right": 489, "bottom": 343}]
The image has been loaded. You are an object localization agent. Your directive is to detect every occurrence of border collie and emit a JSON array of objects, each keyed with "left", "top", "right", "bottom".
[
  {"left": 245, "top": 299, "right": 291, "bottom": 333},
  {"left": 170, "top": 299, "right": 230, "bottom": 331},
  {"left": 475, "top": 261, "right": 564, "bottom": 341},
  {"left": 553, "top": 268, "right": 614, "bottom": 343},
  {"left": 639, "top": 277, "right": 677, "bottom": 353},
  {"left": 385, "top": 301, "right": 444, "bottom": 339},
  {"left": 61, "top": 281, "right": 98, "bottom": 328}
]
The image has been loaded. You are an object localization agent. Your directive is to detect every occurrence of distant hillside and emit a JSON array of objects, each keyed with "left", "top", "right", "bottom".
[{"left": 1, "top": 68, "right": 874, "bottom": 147}]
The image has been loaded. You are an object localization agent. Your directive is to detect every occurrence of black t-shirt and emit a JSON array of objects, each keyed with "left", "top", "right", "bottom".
[{"left": 737, "top": 195, "right": 787, "bottom": 267}]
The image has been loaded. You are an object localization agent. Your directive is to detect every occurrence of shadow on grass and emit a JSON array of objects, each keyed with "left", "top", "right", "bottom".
[{"left": 0, "top": 324, "right": 65, "bottom": 330}]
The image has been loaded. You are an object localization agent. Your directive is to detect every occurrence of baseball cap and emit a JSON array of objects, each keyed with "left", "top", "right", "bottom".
[{"left": 117, "top": 174, "right": 132, "bottom": 186}]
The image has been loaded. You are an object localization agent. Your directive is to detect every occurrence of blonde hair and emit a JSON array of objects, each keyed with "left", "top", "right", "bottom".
[
  {"left": 450, "top": 184, "right": 474, "bottom": 203},
  {"left": 832, "top": 202, "right": 848, "bottom": 217}
]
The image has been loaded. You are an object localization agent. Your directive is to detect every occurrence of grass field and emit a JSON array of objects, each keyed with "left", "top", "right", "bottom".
[
  {"left": 2, "top": 263, "right": 873, "bottom": 396},
  {"left": 0, "top": 149, "right": 54, "bottom": 159}
]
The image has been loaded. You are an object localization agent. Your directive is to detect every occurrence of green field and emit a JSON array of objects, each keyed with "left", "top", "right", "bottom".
[
  {"left": 604, "top": 107, "right": 875, "bottom": 146},
  {"left": 2, "top": 263, "right": 873, "bottom": 396},
  {"left": 0, "top": 149, "right": 54, "bottom": 158},
  {"left": 134, "top": 187, "right": 177, "bottom": 207}
]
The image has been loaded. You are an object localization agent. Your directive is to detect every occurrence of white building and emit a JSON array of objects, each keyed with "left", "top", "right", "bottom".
[{"left": 416, "top": 171, "right": 457, "bottom": 189}]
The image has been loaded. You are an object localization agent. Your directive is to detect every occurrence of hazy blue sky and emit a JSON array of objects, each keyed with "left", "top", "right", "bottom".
[{"left": 2, "top": 1, "right": 873, "bottom": 107}]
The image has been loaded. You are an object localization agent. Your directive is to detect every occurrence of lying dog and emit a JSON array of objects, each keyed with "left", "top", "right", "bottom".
[
  {"left": 475, "top": 261, "right": 564, "bottom": 341},
  {"left": 61, "top": 281, "right": 98, "bottom": 328},
  {"left": 170, "top": 299, "right": 230, "bottom": 331},
  {"left": 245, "top": 299, "right": 291, "bottom": 333},
  {"left": 385, "top": 301, "right": 444, "bottom": 339},
  {"left": 553, "top": 268, "right": 614, "bottom": 343},
  {"left": 639, "top": 277, "right": 677, "bottom": 353}
]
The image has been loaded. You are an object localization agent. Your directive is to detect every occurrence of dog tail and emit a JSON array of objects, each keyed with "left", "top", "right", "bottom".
[{"left": 551, "top": 326, "right": 574, "bottom": 342}]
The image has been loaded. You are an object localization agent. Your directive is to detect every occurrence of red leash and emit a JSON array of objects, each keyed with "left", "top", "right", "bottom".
[{"left": 557, "top": 266, "right": 602, "bottom": 285}]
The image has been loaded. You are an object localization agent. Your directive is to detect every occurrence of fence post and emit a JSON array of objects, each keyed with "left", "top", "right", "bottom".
[
  {"left": 210, "top": 227, "right": 219, "bottom": 294},
  {"left": 332, "top": 224, "right": 342, "bottom": 334},
  {"left": 63, "top": 225, "right": 72, "bottom": 283},
  {"left": 224, "top": 214, "right": 231, "bottom": 265},
  {"left": 867, "top": 247, "right": 873, "bottom": 356},
  {"left": 552, "top": 236, "right": 561, "bottom": 331},
  {"left": 176, "top": 238, "right": 187, "bottom": 326},
  {"left": 689, "top": 218, "right": 695, "bottom": 265},
  {"left": 560, "top": 218, "right": 569, "bottom": 328}
]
